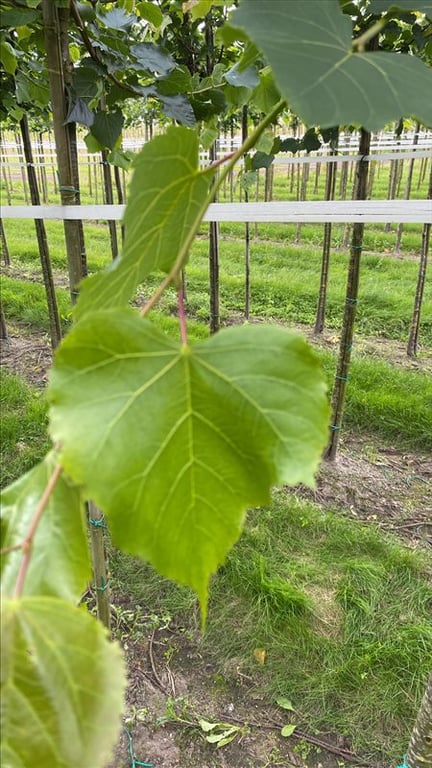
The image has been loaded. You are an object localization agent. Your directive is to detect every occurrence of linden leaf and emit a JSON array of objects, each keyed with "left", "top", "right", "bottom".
[
  {"left": 76, "top": 126, "right": 213, "bottom": 320},
  {"left": 49, "top": 310, "right": 329, "bottom": 614},
  {"left": 1, "top": 596, "right": 126, "bottom": 768},
  {"left": 234, "top": 0, "right": 432, "bottom": 130},
  {"left": 1, "top": 453, "right": 90, "bottom": 602}
]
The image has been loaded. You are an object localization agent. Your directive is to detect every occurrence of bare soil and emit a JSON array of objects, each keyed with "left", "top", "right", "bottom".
[{"left": 2, "top": 321, "right": 430, "bottom": 768}]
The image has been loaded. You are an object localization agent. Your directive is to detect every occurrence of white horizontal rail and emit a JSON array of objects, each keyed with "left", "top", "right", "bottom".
[{"left": 2, "top": 200, "right": 431, "bottom": 223}]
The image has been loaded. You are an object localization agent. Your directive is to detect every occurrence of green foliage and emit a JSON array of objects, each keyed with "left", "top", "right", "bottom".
[
  {"left": 234, "top": 0, "right": 432, "bottom": 129},
  {"left": 49, "top": 312, "right": 328, "bottom": 612},
  {"left": 76, "top": 127, "right": 213, "bottom": 320},
  {"left": 1, "top": 454, "right": 90, "bottom": 602},
  {"left": 1, "top": 596, "right": 125, "bottom": 768},
  {"left": 3, "top": 1, "right": 432, "bottom": 763}
]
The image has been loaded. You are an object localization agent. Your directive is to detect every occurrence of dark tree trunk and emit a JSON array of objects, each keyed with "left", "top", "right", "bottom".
[
  {"left": 0, "top": 298, "right": 8, "bottom": 341},
  {"left": 114, "top": 164, "right": 125, "bottom": 245},
  {"left": 42, "top": 0, "right": 85, "bottom": 302},
  {"left": 0, "top": 219, "right": 10, "bottom": 266},
  {"left": 326, "top": 129, "right": 371, "bottom": 461},
  {"left": 242, "top": 105, "right": 251, "bottom": 319},
  {"left": 395, "top": 122, "right": 420, "bottom": 254},
  {"left": 315, "top": 132, "right": 339, "bottom": 334},
  {"left": 20, "top": 114, "right": 62, "bottom": 350},
  {"left": 407, "top": 168, "right": 431, "bottom": 357},
  {"left": 101, "top": 150, "right": 119, "bottom": 260},
  {"left": 208, "top": 142, "right": 220, "bottom": 334}
]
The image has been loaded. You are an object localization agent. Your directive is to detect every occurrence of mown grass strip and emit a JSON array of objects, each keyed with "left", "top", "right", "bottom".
[{"left": 110, "top": 491, "right": 432, "bottom": 763}]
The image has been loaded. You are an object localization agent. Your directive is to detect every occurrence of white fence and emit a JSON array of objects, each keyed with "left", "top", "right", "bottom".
[{"left": 1, "top": 199, "right": 431, "bottom": 224}]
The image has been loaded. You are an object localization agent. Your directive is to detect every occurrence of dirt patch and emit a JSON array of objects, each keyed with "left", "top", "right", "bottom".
[
  {"left": 107, "top": 614, "right": 361, "bottom": 768},
  {"left": 0, "top": 324, "right": 53, "bottom": 387},
  {"left": 293, "top": 432, "right": 431, "bottom": 549}
]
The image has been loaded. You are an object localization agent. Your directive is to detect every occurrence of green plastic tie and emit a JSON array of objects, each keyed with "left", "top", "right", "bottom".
[
  {"left": 351, "top": 245, "right": 363, "bottom": 251},
  {"left": 396, "top": 757, "right": 408, "bottom": 768},
  {"left": 89, "top": 515, "right": 107, "bottom": 529},
  {"left": 346, "top": 297, "right": 358, "bottom": 305},
  {"left": 123, "top": 727, "right": 153, "bottom": 768},
  {"left": 335, "top": 374, "right": 349, "bottom": 382},
  {"left": 330, "top": 425, "right": 341, "bottom": 431},
  {"left": 96, "top": 576, "right": 110, "bottom": 593},
  {"left": 59, "top": 185, "right": 80, "bottom": 194}
]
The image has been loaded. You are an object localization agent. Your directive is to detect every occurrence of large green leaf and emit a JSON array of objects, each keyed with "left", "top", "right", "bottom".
[
  {"left": 90, "top": 109, "right": 124, "bottom": 150},
  {"left": 49, "top": 310, "right": 329, "bottom": 609},
  {"left": 75, "top": 127, "right": 213, "bottom": 320},
  {"left": 1, "top": 596, "right": 125, "bottom": 768},
  {"left": 234, "top": 0, "right": 432, "bottom": 129},
  {"left": 1, "top": 454, "right": 90, "bottom": 602}
]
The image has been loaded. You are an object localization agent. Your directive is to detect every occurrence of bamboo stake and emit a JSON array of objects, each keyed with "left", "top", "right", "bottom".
[{"left": 0, "top": 219, "right": 10, "bottom": 266}]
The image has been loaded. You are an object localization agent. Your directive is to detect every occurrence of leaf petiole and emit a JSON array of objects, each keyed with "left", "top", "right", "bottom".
[{"left": 12, "top": 460, "right": 63, "bottom": 598}]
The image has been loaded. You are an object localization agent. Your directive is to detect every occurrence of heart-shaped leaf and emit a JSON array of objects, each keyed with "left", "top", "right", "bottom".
[
  {"left": 75, "top": 127, "right": 212, "bottom": 320},
  {"left": 48, "top": 310, "right": 329, "bottom": 613},
  {"left": 234, "top": 0, "right": 432, "bottom": 129},
  {"left": 281, "top": 723, "right": 297, "bottom": 737},
  {"left": 1, "top": 596, "right": 125, "bottom": 768},
  {"left": 1, "top": 454, "right": 90, "bottom": 602}
]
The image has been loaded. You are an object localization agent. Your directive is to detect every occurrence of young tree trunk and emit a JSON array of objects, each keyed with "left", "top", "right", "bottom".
[
  {"left": 42, "top": 0, "right": 85, "bottom": 303},
  {"left": 326, "top": 129, "right": 371, "bottom": 461},
  {"left": 20, "top": 114, "right": 62, "bottom": 350},
  {"left": 314, "top": 133, "right": 339, "bottom": 334},
  {"left": 242, "top": 105, "right": 251, "bottom": 319},
  {"left": 406, "top": 674, "right": 432, "bottom": 768},
  {"left": 395, "top": 122, "right": 420, "bottom": 254},
  {"left": 295, "top": 156, "right": 309, "bottom": 243},
  {"left": 407, "top": 168, "right": 431, "bottom": 357},
  {"left": 0, "top": 297, "right": 8, "bottom": 341},
  {"left": 15, "top": 130, "right": 29, "bottom": 204},
  {"left": 208, "top": 142, "right": 220, "bottom": 334},
  {"left": 37, "top": 133, "right": 48, "bottom": 203},
  {"left": 114, "top": 164, "right": 125, "bottom": 245},
  {"left": 0, "top": 219, "right": 10, "bottom": 266},
  {"left": 101, "top": 150, "right": 119, "bottom": 260},
  {"left": 87, "top": 502, "right": 111, "bottom": 632}
]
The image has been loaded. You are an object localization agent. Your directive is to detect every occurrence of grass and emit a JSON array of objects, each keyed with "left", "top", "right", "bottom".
[
  {"left": 1, "top": 271, "right": 431, "bottom": 451},
  {"left": 3, "top": 211, "right": 430, "bottom": 344},
  {"left": 110, "top": 491, "right": 432, "bottom": 763},
  {"left": 0, "top": 371, "right": 50, "bottom": 488}
]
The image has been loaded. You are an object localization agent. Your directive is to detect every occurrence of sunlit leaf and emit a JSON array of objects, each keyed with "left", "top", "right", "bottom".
[
  {"left": 234, "top": 0, "right": 432, "bottom": 129},
  {"left": 1, "top": 454, "right": 90, "bottom": 603},
  {"left": 97, "top": 7, "right": 136, "bottom": 30},
  {"left": 276, "top": 697, "right": 295, "bottom": 711},
  {"left": 369, "top": 0, "right": 432, "bottom": 14},
  {"left": 136, "top": 1, "right": 164, "bottom": 26},
  {"left": 281, "top": 724, "right": 297, "bottom": 737},
  {"left": 1, "top": 597, "right": 125, "bottom": 768},
  {"left": 75, "top": 127, "right": 212, "bottom": 320},
  {"left": 49, "top": 311, "right": 329, "bottom": 613},
  {"left": 225, "top": 63, "right": 259, "bottom": 89}
]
